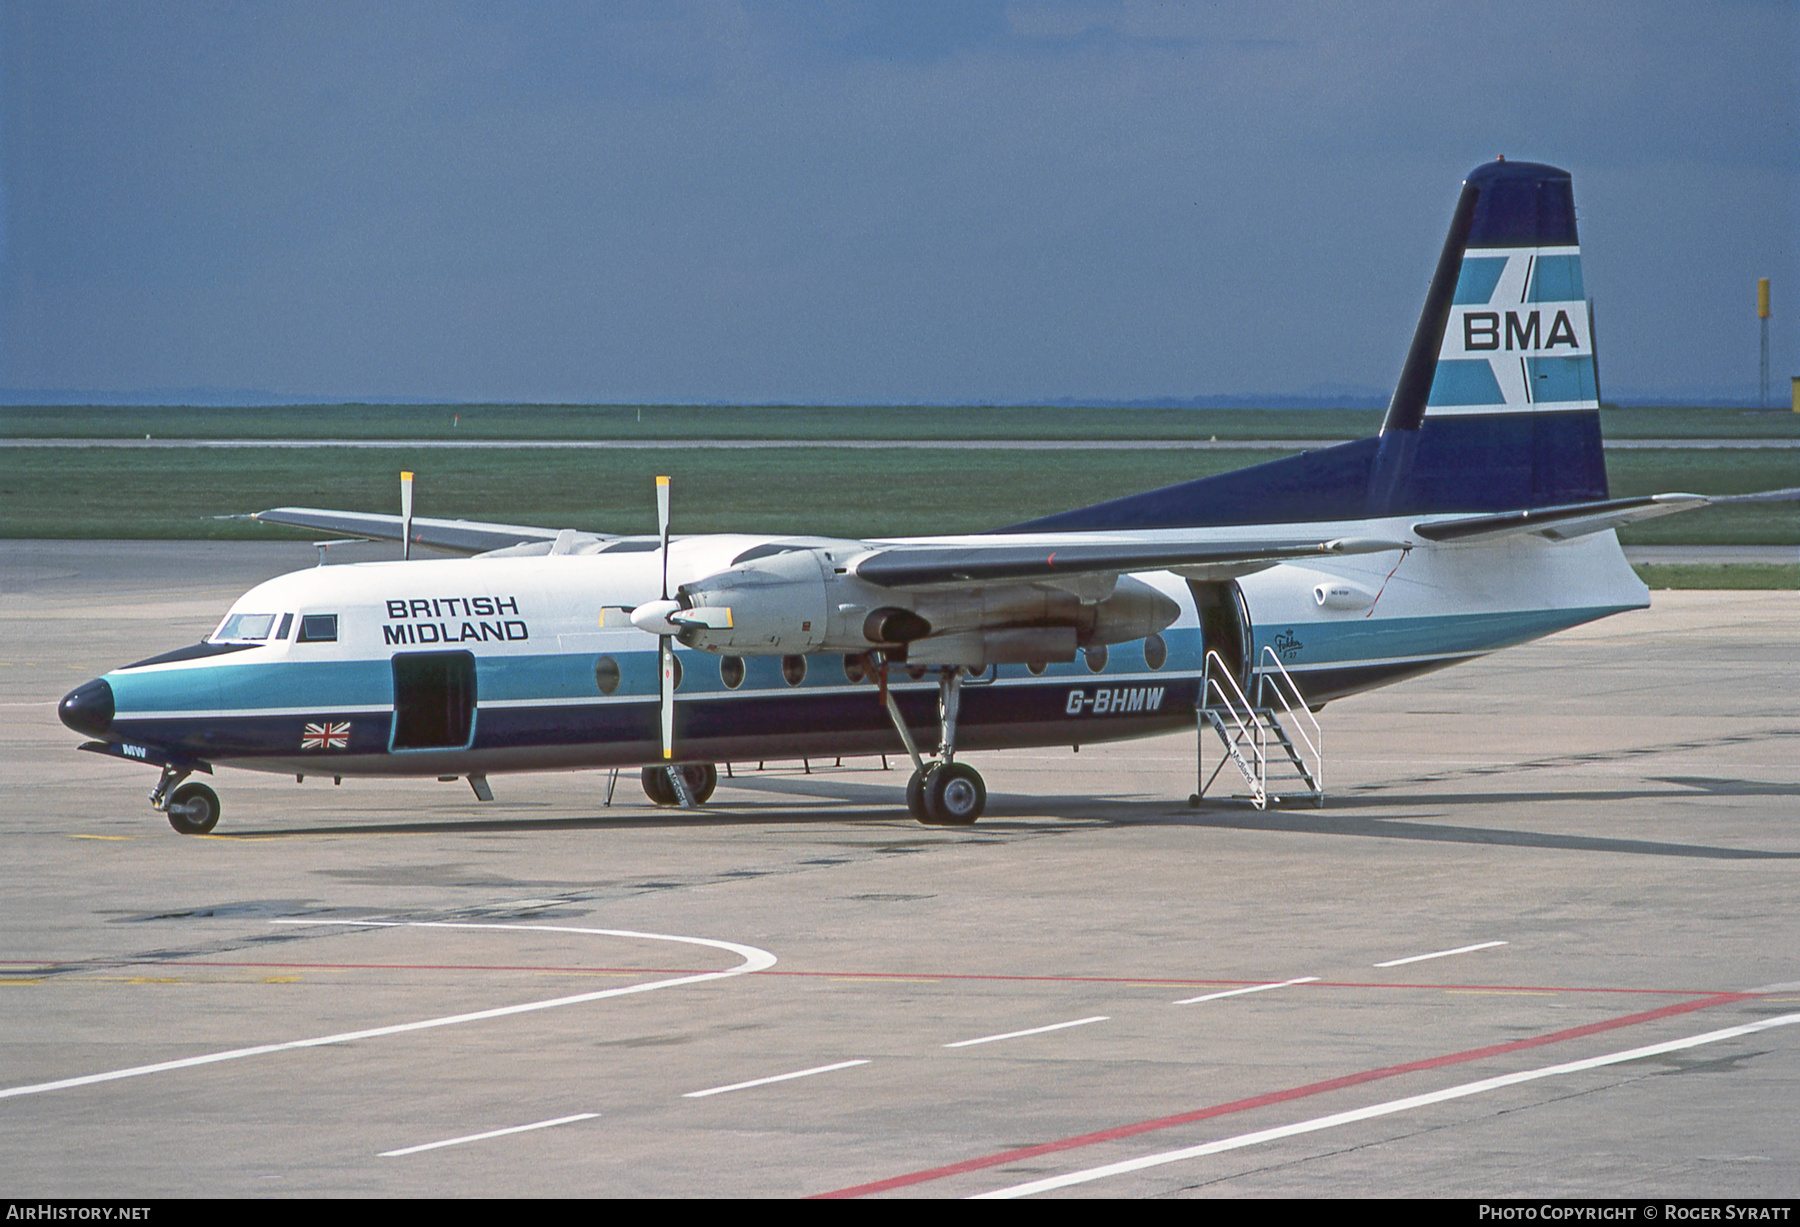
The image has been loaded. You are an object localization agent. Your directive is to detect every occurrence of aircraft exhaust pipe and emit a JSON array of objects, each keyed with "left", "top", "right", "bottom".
[{"left": 863, "top": 607, "right": 931, "bottom": 645}]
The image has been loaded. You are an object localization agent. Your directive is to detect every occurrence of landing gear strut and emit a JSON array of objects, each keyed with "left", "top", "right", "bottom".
[
  {"left": 152, "top": 764, "right": 220, "bottom": 835},
  {"left": 879, "top": 659, "right": 985, "bottom": 826}
]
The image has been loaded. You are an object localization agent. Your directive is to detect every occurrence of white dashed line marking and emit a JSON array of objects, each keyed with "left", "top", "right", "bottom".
[
  {"left": 944, "top": 1016, "right": 1111, "bottom": 1048},
  {"left": 1173, "top": 977, "right": 1319, "bottom": 1005},
  {"left": 1375, "top": 941, "right": 1507, "bottom": 968},
  {"left": 381, "top": 1112, "right": 599, "bottom": 1157},
  {"left": 684, "top": 1060, "right": 871, "bottom": 1099}
]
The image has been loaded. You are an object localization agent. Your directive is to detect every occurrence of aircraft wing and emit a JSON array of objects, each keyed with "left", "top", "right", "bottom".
[
  {"left": 850, "top": 535, "right": 1405, "bottom": 588},
  {"left": 254, "top": 507, "right": 605, "bottom": 556}
]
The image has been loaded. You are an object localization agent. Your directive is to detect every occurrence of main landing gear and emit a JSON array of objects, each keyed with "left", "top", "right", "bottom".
[
  {"left": 879, "top": 660, "right": 986, "bottom": 826},
  {"left": 152, "top": 764, "right": 220, "bottom": 835},
  {"left": 642, "top": 763, "right": 719, "bottom": 807}
]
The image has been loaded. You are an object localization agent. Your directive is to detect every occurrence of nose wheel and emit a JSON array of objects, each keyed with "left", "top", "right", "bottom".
[
  {"left": 165, "top": 782, "right": 220, "bottom": 835},
  {"left": 149, "top": 763, "right": 221, "bottom": 834}
]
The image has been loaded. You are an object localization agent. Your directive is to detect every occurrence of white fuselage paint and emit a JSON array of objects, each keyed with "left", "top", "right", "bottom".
[{"left": 92, "top": 522, "right": 1650, "bottom": 780}]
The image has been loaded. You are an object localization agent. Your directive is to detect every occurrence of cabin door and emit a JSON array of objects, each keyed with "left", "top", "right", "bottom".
[
  {"left": 1187, "top": 580, "right": 1252, "bottom": 698},
  {"left": 391, "top": 651, "right": 477, "bottom": 750}
]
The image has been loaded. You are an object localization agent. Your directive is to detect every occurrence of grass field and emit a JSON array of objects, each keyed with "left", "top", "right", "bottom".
[
  {"left": 1632, "top": 563, "right": 1798, "bottom": 590},
  {"left": 2, "top": 403, "right": 1796, "bottom": 442},
  {"left": 2, "top": 443, "right": 1792, "bottom": 545}
]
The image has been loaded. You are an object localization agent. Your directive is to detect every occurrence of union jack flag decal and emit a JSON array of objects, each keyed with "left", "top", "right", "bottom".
[{"left": 301, "top": 721, "right": 351, "bottom": 751}]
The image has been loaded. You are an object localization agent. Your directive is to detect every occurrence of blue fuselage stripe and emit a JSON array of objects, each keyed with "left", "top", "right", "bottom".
[{"left": 99, "top": 606, "right": 1629, "bottom": 773}]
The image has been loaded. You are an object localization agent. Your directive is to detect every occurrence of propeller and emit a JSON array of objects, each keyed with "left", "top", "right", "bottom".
[
  {"left": 399, "top": 470, "right": 415, "bottom": 560},
  {"left": 656, "top": 475, "right": 675, "bottom": 763}
]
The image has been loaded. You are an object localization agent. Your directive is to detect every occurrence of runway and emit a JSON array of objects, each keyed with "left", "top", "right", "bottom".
[
  {"left": 1, "top": 542, "right": 1796, "bottom": 1197},
  {"left": 7, "top": 436, "right": 1796, "bottom": 449}
]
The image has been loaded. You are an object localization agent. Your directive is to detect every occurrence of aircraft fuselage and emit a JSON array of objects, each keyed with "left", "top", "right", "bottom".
[{"left": 67, "top": 524, "right": 1648, "bottom": 782}]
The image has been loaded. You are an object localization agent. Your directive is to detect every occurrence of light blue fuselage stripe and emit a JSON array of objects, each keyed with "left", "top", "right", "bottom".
[
  {"left": 1252, "top": 605, "right": 1621, "bottom": 666},
  {"left": 105, "top": 607, "right": 1630, "bottom": 717}
]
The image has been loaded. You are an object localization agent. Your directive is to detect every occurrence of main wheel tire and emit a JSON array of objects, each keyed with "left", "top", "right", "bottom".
[
  {"left": 924, "top": 762, "right": 985, "bottom": 825},
  {"left": 166, "top": 782, "right": 220, "bottom": 835},
  {"left": 641, "top": 764, "right": 718, "bottom": 807},
  {"left": 682, "top": 763, "right": 718, "bottom": 804},
  {"left": 641, "top": 767, "right": 676, "bottom": 805},
  {"left": 906, "top": 764, "right": 939, "bottom": 823}
]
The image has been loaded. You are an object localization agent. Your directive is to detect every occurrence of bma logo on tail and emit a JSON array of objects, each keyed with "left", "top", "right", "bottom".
[{"left": 1430, "top": 247, "right": 1597, "bottom": 414}]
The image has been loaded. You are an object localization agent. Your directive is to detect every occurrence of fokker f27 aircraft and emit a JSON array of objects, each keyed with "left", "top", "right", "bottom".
[{"left": 60, "top": 160, "right": 1732, "bottom": 833}]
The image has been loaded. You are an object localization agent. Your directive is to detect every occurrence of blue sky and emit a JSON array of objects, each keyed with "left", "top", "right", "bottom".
[{"left": 2, "top": 1, "right": 1794, "bottom": 405}]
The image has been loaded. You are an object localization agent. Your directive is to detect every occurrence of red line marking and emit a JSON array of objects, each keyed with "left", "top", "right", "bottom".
[{"left": 810, "top": 991, "right": 1756, "bottom": 1199}]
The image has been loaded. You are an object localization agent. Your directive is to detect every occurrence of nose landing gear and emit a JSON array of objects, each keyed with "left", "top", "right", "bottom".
[
  {"left": 151, "top": 764, "right": 220, "bottom": 835},
  {"left": 166, "top": 783, "right": 221, "bottom": 835}
]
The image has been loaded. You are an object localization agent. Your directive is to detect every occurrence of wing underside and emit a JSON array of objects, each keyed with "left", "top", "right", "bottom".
[{"left": 851, "top": 535, "right": 1407, "bottom": 588}]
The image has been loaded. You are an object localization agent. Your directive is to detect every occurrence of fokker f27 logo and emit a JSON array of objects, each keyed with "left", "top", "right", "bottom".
[{"left": 301, "top": 721, "right": 351, "bottom": 750}]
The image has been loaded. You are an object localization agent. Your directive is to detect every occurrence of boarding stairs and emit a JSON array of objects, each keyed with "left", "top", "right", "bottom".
[{"left": 1195, "top": 648, "right": 1323, "bottom": 810}]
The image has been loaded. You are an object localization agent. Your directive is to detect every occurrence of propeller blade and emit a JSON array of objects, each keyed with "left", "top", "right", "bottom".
[
  {"left": 654, "top": 475, "right": 680, "bottom": 770},
  {"left": 656, "top": 474, "right": 671, "bottom": 600},
  {"left": 659, "top": 636, "right": 676, "bottom": 760},
  {"left": 399, "top": 470, "right": 415, "bottom": 561}
]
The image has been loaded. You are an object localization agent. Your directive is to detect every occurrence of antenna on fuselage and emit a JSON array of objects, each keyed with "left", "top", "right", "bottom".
[{"left": 400, "top": 470, "right": 415, "bottom": 560}]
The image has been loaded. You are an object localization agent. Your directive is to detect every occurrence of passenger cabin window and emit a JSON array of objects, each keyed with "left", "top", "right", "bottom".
[
  {"left": 212, "top": 613, "right": 277, "bottom": 642},
  {"left": 297, "top": 614, "right": 339, "bottom": 643}
]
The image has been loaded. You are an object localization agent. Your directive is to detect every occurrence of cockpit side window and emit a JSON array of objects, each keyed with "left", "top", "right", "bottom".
[
  {"left": 212, "top": 613, "right": 277, "bottom": 642},
  {"left": 277, "top": 613, "right": 294, "bottom": 640},
  {"left": 297, "top": 614, "right": 339, "bottom": 643}
]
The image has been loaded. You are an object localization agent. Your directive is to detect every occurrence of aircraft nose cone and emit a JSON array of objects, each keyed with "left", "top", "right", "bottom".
[{"left": 59, "top": 678, "right": 114, "bottom": 736}]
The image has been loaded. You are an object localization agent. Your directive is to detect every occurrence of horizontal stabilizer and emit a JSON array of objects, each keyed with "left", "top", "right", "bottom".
[
  {"left": 1413, "top": 494, "right": 1709, "bottom": 543},
  {"left": 1710, "top": 486, "right": 1800, "bottom": 505},
  {"left": 853, "top": 536, "right": 1404, "bottom": 588},
  {"left": 255, "top": 507, "right": 602, "bottom": 556}
]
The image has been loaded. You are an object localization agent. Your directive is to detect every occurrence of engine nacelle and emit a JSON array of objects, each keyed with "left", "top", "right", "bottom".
[
  {"left": 670, "top": 547, "right": 1181, "bottom": 659},
  {"left": 674, "top": 547, "right": 834, "bottom": 652},
  {"left": 1080, "top": 575, "right": 1181, "bottom": 646}
]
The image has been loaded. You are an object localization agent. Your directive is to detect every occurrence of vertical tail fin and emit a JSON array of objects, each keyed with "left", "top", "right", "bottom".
[
  {"left": 1009, "top": 160, "right": 1610, "bottom": 534},
  {"left": 1368, "top": 159, "right": 1608, "bottom": 514}
]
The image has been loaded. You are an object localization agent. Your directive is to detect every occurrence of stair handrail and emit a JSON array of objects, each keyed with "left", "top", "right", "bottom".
[
  {"left": 1201, "top": 649, "right": 1265, "bottom": 793},
  {"left": 1255, "top": 645, "right": 1323, "bottom": 795}
]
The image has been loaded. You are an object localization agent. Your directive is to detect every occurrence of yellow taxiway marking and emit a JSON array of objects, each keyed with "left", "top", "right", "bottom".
[
  {"left": 261, "top": 977, "right": 302, "bottom": 984},
  {"left": 67, "top": 834, "right": 136, "bottom": 841},
  {"left": 126, "top": 977, "right": 187, "bottom": 985},
  {"left": 0, "top": 979, "right": 45, "bottom": 986}
]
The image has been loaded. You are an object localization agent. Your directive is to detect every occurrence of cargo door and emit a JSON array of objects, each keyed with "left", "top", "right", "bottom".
[{"left": 391, "top": 651, "right": 477, "bottom": 750}]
